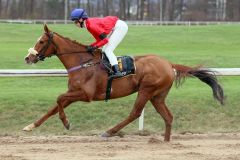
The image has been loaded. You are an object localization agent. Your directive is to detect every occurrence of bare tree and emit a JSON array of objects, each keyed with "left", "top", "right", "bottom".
[
  {"left": 101, "top": 0, "right": 108, "bottom": 16},
  {"left": 87, "top": 0, "right": 90, "bottom": 15},
  {"left": 1, "top": 0, "right": 240, "bottom": 21},
  {"left": 136, "top": 0, "right": 140, "bottom": 20},
  {"left": 29, "top": 0, "right": 35, "bottom": 18},
  {"left": 177, "top": 0, "right": 184, "bottom": 21},
  {"left": 147, "top": 0, "right": 156, "bottom": 20},
  {"left": 96, "top": 0, "right": 102, "bottom": 16},
  {"left": 24, "top": 0, "right": 32, "bottom": 18},
  {"left": 147, "top": 0, "right": 151, "bottom": 20},
  {"left": 105, "top": 0, "right": 109, "bottom": 16},
  {"left": 18, "top": 0, "right": 23, "bottom": 18},
  {"left": 126, "top": 0, "right": 131, "bottom": 19},
  {"left": 77, "top": 0, "right": 81, "bottom": 8},
  {"left": 140, "top": 0, "right": 144, "bottom": 20},
  {"left": 226, "top": 0, "right": 240, "bottom": 21},
  {"left": 119, "top": 0, "right": 126, "bottom": 19},
  {"left": 67, "top": 0, "right": 70, "bottom": 18},
  {"left": 9, "top": 0, "right": 17, "bottom": 18},
  {"left": 164, "top": 0, "right": 175, "bottom": 20},
  {"left": 0, "top": 0, "right": 2, "bottom": 17}
]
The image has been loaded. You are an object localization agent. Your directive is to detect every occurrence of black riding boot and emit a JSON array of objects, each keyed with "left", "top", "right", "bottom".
[{"left": 112, "top": 64, "right": 123, "bottom": 77}]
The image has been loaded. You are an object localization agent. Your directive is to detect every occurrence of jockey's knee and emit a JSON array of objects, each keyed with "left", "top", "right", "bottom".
[
  {"left": 103, "top": 47, "right": 114, "bottom": 56},
  {"left": 103, "top": 49, "right": 118, "bottom": 65}
]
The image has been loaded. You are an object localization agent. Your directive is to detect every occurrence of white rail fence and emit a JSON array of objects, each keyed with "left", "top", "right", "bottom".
[
  {"left": 1, "top": 68, "right": 240, "bottom": 131},
  {"left": 1, "top": 19, "right": 240, "bottom": 26},
  {"left": 1, "top": 68, "right": 240, "bottom": 77}
]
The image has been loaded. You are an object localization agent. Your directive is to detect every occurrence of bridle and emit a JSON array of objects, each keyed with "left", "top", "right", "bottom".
[
  {"left": 36, "top": 32, "right": 101, "bottom": 73},
  {"left": 36, "top": 32, "right": 89, "bottom": 61},
  {"left": 37, "top": 32, "right": 55, "bottom": 61}
]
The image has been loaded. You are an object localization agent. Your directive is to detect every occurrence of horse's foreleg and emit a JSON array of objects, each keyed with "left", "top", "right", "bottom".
[
  {"left": 102, "top": 92, "right": 150, "bottom": 137},
  {"left": 150, "top": 96, "right": 173, "bottom": 142},
  {"left": 57, "top": 90, "right": 91, "bottom": 130},
  {"left": 23, "top": 100, "right": 72, "bottom": 132}
]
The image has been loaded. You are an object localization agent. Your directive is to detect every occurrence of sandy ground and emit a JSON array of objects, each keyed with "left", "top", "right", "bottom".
[{"left": 0, "top": 133, "right": 240, "bottom": 160}]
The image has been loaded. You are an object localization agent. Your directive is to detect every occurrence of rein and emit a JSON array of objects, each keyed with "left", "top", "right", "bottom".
[
  {"left": 67, "top": 60, "right": 101, "bottom": 73},
  {"left": 37, "top": 32, "right": 101, "bottom": 73}
]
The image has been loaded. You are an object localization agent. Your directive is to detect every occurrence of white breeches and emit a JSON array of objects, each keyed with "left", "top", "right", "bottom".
[{"left": 102, "top": 20, "right": 128, "bottom": 66}]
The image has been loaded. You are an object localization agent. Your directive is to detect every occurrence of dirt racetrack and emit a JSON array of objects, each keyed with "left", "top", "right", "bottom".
[{"left": 0, "top": 133, "right": 240, "bottom": 160}]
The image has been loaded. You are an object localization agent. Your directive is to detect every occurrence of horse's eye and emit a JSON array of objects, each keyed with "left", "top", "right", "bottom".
[{"left": 39, "top": 41, "right": 44, "bottom": 44}]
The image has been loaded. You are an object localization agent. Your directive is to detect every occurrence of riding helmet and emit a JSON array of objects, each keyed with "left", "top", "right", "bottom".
[{"left": 70, "top": 8, "right": 88, "bottom": 21}]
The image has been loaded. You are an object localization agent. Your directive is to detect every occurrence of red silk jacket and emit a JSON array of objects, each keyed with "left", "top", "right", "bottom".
[{"left": 85, "top": 16, "right": 118, "bottom": 48}]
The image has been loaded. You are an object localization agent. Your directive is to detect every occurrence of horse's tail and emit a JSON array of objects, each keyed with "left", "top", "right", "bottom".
[{"left": 172, "top": 64, "right": 224, "bottom": 105}]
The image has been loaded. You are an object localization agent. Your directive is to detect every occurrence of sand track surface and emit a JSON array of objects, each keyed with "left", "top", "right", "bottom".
[{"left": 0, "top": 133, "right": 240, "bottom": 160}]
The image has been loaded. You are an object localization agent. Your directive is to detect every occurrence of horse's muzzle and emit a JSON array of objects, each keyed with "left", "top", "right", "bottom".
[
  {"left": 24, "top": 54, "right": 38, "bottom": 64},
  {"left": 24, "top": 56, "right": 31, "bottom": 64}
]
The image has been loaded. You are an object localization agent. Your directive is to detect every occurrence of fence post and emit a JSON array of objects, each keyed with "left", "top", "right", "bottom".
[{"left": 139, "top": 109, "right": 144, "bottom": 130}]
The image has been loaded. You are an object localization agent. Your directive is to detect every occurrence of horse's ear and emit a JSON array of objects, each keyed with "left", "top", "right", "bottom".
[{"left": 44, "top": 24, "right": 50, "bottom": 33}]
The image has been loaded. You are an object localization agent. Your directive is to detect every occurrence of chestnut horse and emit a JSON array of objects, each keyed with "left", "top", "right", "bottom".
[{"left": 24, "top": 25, "right": 224, "bottom": 141}]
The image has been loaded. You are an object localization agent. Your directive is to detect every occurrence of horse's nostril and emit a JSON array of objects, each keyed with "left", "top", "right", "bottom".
[
  {"left": 25, "top": 57, "right": 30, "bottom": 63},
  {"left": 25, "top": 57, "right": 29, "bottom": 61}
]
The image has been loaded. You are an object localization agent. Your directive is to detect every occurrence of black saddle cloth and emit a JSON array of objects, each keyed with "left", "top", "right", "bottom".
[{"left": 101, "top": 53, "right": 136, "bottom": 77}]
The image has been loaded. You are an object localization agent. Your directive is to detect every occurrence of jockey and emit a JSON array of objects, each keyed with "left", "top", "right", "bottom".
[{"left": 70, "top": 8, "right": 128, "bottom": 77}]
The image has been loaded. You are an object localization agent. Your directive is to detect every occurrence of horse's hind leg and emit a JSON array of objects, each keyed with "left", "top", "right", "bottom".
[
  {"left": 102, "top": 91, "right": 150, "bottom": 137},
  {"left": 150, "top": 93, "right": 173, "bottom": 141}
]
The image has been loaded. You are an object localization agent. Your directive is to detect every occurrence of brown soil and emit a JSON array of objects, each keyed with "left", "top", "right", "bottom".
[{"left": 0, "top": 133, "right": 240, "bottom": 160}]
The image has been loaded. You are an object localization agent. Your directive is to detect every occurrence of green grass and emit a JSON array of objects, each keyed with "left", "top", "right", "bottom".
[
  {"left": 0, "top": 23, "right": 240, "bottom": 136},
  {"left": 1, "top": 23, "right": 240, "bottom": 68}
]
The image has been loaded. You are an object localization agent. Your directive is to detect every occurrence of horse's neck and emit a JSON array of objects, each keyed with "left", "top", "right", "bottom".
[
  {"left": 54, "top": 34, "right": 85, "bottom": 52},
  {"left": 53, "top": 35, "right": 102, "bottom": 70}
]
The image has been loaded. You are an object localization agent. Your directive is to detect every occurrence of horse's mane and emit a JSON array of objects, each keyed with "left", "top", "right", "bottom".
[
  {"left": 53, "top": 32, "right": 87, "bottom": 47},
  {"left": 53, "top": 31, "right": 102, "bottom": 58}
]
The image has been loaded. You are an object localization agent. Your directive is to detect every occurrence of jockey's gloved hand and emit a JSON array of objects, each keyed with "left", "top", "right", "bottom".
[{"left": 86, "top": 45, "right": 97, "bottom": 54}]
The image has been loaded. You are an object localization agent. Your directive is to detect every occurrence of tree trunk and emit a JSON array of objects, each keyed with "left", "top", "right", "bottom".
[
  {"left": 0, "top": 0, "right": 2, "bottom": 17},
  {"left": 226, "top": 0, "right": 239, "bottom": 21},
  {"left": 18, "top": 0, "right": 23, "bottom": 18},
  {"left": 119, "top": 0, "right": 126, "bottom": 20},
  {"left": 105, "top": 0, "right": 109, "bottom": 16},
  {"left": 140, "top": 0, "right": 144, "bottom": 20},
  {"left": 10, "top": 0, "right": 17, "bottom": 18},
  {"left": 238, "top": 0, "right": 240, "bottom": 20},
  {"left": 178, "top": 0, "right": 184, "bottom": 21},
  {"left": 136, "top": 0, "right": 140, "bottom": 20},
  {"left": 96, "top": 0, "right": 101, "bottom": 16},
  {"left": 127, "top": 0, "right": 131, "bottom": 20},
  {"left": 77, "top": 0, "right": 81, "bottom": 8},
  {"left": 87, "top": 0, "right": 91, "bottom": 16},
  {"left": 164, "top": 0, "right": 175, "bottom": 21},
  {"left": 102, "top": 0, "right": 104, "bottom": 16},
  {"left": 29, "top": 0, "right": 34, "bottom": 18},
  {"left": 109, "top": 0, "right": 114, "bottom": 15},
  {"left": 24, "top": 0, "right": 29, "bottom": 18},
  {"left": 67, "top": 0, "right": 70, "bottom": 19}
]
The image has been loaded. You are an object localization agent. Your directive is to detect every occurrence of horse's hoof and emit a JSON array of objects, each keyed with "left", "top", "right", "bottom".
[
  {"left": 65, "top": 122, "right": 71, "bottom": 130},
  {"left": 101, "top": 132, "right": 112, "bottom": 138},
  {"left": 22, "top": 123, "right": 35, "bottom": 132}
]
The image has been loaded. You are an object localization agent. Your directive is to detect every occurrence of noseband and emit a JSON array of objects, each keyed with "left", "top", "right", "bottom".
[{"left": 37, "top": 32, "right": 54, "bottom": 61}]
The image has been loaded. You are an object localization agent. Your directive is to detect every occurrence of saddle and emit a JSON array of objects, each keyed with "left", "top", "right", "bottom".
[
  {"left": 101, "top": 52, "right": 136, "bottom": 101},
  {"left": 101, "top": 53, "right": 136, "bottom": 77}
]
